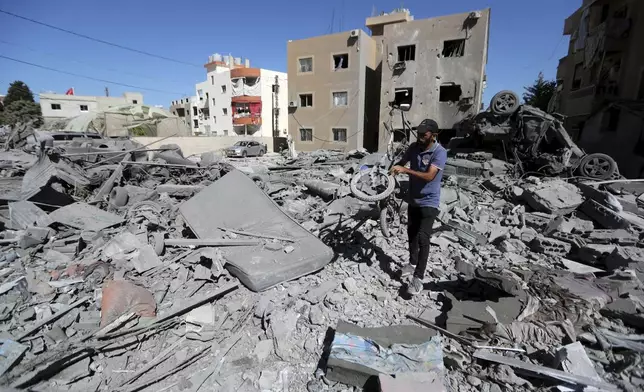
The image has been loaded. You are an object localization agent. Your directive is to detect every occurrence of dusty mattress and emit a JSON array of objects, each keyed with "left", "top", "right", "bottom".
[{"left": 179, "top": 169, "right": 334, "bottom": 291}]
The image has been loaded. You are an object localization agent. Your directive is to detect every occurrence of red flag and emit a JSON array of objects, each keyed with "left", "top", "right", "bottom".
[{"left": 65, "top": 88, "right": 74, "bottom": 95}]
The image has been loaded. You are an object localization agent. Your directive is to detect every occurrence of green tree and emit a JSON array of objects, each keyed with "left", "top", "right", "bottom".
[
  {"left": 4, "top": 81, "right": 35, "bottom": 106},
  {"left": 523, "top": 72, "right": 557, "bottom": 112},
  {"left": 0, "top": 100, "right": 43, "bottom": 127}
]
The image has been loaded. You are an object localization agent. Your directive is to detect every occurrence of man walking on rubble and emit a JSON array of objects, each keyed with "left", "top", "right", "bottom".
[{"left": 390, "top": 119, "right": 447, "bottom": 296}]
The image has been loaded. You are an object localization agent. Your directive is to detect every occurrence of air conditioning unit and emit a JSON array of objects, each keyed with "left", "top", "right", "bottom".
[
  {"left": 469, "top": 11, "right": 482, "bottom": 19},
  {"left": 288, "top": 101, "right": 298, "bottom": 108},
  {"left": 350, "top": 29, "right": 360, "bottom": 38}
]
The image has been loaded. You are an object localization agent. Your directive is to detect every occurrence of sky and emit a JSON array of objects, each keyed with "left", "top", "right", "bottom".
[{"left": 0, "top": 0, "right": 579, "bottom": 108}]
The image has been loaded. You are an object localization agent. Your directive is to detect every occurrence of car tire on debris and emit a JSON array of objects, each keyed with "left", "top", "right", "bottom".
[
  {"left": 578, "top": 153, "right": 617, "bottom": 180},
  {"left": 490, "top": 90, "right": 520, "bottom": 115}
]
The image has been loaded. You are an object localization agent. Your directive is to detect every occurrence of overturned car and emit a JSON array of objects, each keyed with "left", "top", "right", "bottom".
[{"left": 451, "top": 90, "right": 619, "bottom": 180}]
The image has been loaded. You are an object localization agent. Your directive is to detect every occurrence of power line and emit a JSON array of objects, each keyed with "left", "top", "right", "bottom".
[
  {"left": 0, "top": 55, "right": 188, "bottom": 96},
  {"left": 0, "top": 8, "right": 201, "bottom": 68},
  {"left": 0, "top": 39, "right": 186, "bottom": 85}
]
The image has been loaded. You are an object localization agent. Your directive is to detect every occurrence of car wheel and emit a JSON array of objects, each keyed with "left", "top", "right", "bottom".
[
  {"left": 242, "top": 151, "right": 247, "bottom": 158},
  {"left": 490, "top": 90, "right": 520, "bottom": 115},
  {"left": 578, "top": 153, "right": 617, "bottom": 180},
  {"left": 259, "top": 150, "right": 265, "bottom": 157}
]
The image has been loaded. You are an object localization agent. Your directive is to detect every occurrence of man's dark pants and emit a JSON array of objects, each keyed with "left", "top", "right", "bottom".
[{"left": 407, "top": 205, "right": 439, "bottom": 279}]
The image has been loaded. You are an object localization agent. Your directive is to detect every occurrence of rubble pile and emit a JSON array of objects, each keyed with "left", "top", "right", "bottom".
[{"left": 1, "top": 136, "right": 644, "bottom": 392}]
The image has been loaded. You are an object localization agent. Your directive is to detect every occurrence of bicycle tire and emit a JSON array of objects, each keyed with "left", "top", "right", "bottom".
[
  {"left": 350, "top": 169, "right": 396, "bottom": 202},
  {"left": 380, "top": 206, "right": 392, "bottom": 237}
]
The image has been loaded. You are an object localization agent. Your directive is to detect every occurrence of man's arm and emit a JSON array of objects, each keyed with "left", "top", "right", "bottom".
[
  {"left": 402, "top": 148, "right": 447, "bottom": 182},
  {"left": 393, "top": 145, "right": 412, "bottom": 167}
]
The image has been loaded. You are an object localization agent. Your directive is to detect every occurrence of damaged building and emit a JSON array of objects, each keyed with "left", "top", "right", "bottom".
[
  {"left": 555, "top": 0, "right": 644, "bottom": 177},
  {"left": 287, "top": 8, "right": 491, "bottom": 153},
  {"left": 371, "top": 9, "right": 491, "bottom": 151}
]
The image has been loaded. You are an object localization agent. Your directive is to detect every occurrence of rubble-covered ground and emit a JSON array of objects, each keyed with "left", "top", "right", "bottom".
[{"left": 1, "top": 131, "right": 644, "bottom": 392}]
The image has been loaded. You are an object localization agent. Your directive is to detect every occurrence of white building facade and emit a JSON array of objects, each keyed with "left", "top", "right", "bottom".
[
  {"left": 40, "top": 92, "right": 143, "bottom": 123},
  {"left": 180, "top": 54, "right": 288, "bottom": 137}
]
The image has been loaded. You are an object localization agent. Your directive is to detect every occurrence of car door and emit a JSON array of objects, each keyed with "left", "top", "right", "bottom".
[{"left": 249, "top": 141, "right": 259, "bottom": 156}]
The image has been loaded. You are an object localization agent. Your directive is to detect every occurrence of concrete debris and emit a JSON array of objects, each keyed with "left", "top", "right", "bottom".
[{"left": 0, "top": 125, "right": 642, "bottom": 392}]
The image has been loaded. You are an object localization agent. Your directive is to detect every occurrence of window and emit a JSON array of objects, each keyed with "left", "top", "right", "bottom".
[
  {"left": 222, "top": 108, "right": 228, "bottom": 115},
  {"left": 198, "top": 89, "right": 203, "bottom": 100},
  {"left": 193, "top": 120, "right": 199, "bottom": 128},
  {"left": 51, "top": 103, "right": 61, "bottom": 110},
  {"left": 193, "top": 107, "right": 198, "bottom": 116},
  {"left": 442, "top": 39, "right": 465, "bottom": 57},
  {"left": 213, "top": 116, "right": 216, "bottom": 124},
  {"left": 212, "top": 97, "right": 216, "bottom": 106},
  {"left": 397, "top": 45, "right": 416, "bottom": 62},
  {"left": 206, "top": 92, "right": 209, "bottom": 100},
  {"left": 634, "top": 130, "right": 644, "bottom": 157},
  {"left": 80, "top": 105, "right": 88, "bottom": 111},
  {"left": 211, "top": 76, "right": 214, "bottom": 85},
  {"left": 333, "top": 53, "right": 349, "bottom": 70},
  {"left": 332, "top": 128, "right": 347, "bottom": 142},
  {"left": 572, "top": 63, "right": 583, "bottom": 91},
  {"left": 132, "top": 100, "right": 138, "bottom": 104},
  {"left": 221, "top": 85, "right": 227, "bottom": 93},
  {"left": 332, "top": 91, "right": 348, "bottom": 107},
  {"left": 439, "top": 84, "right": 462, "bottom": 102},
  {"left": 299, "top": 94, "right": 313, "bottom": 107},
  {"left": 600, "top": 4, "right": 610, "bottom": 23},
  {"left": 298, "top": 57, "right": 313, "bottom": 73},
  {"left": 300, "top": 128, "right": 313, "bottom": 141},
  {"left": 603, "top": 107, "right": 620, "bottom": 132},
  {"left": 638, "top": 68, "right": 644, "bottom": 100},
  {"left": 223, "top": 129, "right": 229, "bottom": 136},
  {"left": 393, "top": 88, "right": 413, "bottom": 108}
]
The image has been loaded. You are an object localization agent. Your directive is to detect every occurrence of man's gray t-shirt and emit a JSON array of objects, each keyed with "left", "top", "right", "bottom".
[{"left": 404, "top": 142, "right": 447, "bottom": 208}]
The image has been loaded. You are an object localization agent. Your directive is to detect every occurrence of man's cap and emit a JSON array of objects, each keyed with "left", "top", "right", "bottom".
[{"left": 416, "top": 119, "right": 439, "bottom": 135}]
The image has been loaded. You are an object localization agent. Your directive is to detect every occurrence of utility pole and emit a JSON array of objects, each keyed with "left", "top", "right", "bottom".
[
  {"left": 272, "top": 75, "right": 279, "bottom": 138},
  {"left": 105, "top": 87, "right": 109, "bottom": 97}
]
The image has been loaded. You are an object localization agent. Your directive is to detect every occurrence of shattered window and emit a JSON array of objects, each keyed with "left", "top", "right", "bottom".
[
  {"left": 223, "top": 108, "right": 228, "bottom": 115},
  {"left": 397, "top": 45, "right": 416, "bottom": 62},
  {"left": 193, "top": 107, "right": 198, "bottom": 116},
  {"left": 572, "top": 63, "right": 583, "bottom": 91},
  {"left": 333, "top": 91, "right": 348, "bottom": 107},
  {"left": 333, "top": 54, "right": 349, "bottom": 70},
  {"left": 439, "top": 84, "right": 462, "bottom": 102},
  {"left": 299, "top": 94, "right": 313, "bottom": 108},
  {"left": 332, "top": 128, "right": 347, "bottom": 142},
  {"left": 300, "top": 128, "right": 313, "bottom": 141},
  {"left": 193, "top": 120, "right": 198, "bottom": 128},
  {"left": 442, "top": 39, "right": 465, "bottom": 57},
  {"left": 299, "top": 57, "right": 313, "bottom": 73},
  {"left": 221, "top": 85, "right": 227, "bottom": 94}
]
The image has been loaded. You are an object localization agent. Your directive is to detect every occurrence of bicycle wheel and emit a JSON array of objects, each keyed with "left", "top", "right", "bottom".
[{"left": 350, "top": 168, "right": 396, "bottom": 202}]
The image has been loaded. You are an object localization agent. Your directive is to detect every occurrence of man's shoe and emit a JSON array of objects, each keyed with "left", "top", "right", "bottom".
[
  {"left": 407, "top": 277, "right": 423, "bottom": 296},
  {"left": 399, "top": 264, "right": 416, "bottom": 278}
]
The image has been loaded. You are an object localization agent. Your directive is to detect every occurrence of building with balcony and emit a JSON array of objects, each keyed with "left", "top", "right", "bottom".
[
  {"left": 183, "top": 54, "right": 287, "bottom": 138},
  {"left": 169, "top": 97, "right": 196, "bottom": 131},
  {"left": 555, "top": 0, "right": 644, "bottom": 177},
  {"left": 287, "top": 8, "right": 491, "bottom": 153}
]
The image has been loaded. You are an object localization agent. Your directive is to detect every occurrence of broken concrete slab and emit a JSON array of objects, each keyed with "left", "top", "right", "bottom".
[
  {"left": 444, "top": 291, "right": 524, "bottom": 335},
  {"left": 378, "top": 372, "right": 446, "bottom": 392},
  {"left": 523, "top": 179, "right": 584, "bottom": 215},
  {"left": 8, "top": 201, "right": 52, "bottom": 229},
  {"left": 580, "top": 199, "right": 630, "bottom": 230},
  {"left": 179, "top": 169, "right": 333, "bottom": 292},
  {"left": 48, "top": 202, "right": 124, "bottom": 231},
  {"left": 129, "top": 244, "right": 163, "bottom": 273},
  {"left": 555, "top": 342, "right": 602, "bottom": 384}
]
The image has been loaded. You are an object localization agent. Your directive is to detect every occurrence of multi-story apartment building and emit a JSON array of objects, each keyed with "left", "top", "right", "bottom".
[
  {"left": 178, "top": 54, "right": 288, "bottom": 137},
  {"left": 369, "top": 9, "right": 490, "bottom": 150},
  {"left": 40, "top": 92, "right": 143, "bottom": 124},
  {"left": 556, "top": 0, "right": 644, "bottom": 177},
  {"left": 287, "top": 31, "right": 380, "bottom": 151},
  {"left": 169, "top": 97, "right": 197, "bottom": 132},
  {"left": 287, "top": 8, "right": 491, "bottom": 152}
]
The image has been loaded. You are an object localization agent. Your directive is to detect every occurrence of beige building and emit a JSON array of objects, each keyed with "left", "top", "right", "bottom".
[
  {"left": 287, "top": 30, "right": 379, "bottom": 151},
  {"left": 287, "top": 8, "right": 491, "bottom": 152},
  {"left": 39, "top": 92, "right": 143, "bottom": 124},
  {"left": 556, "top": 0, "right": 644, "bottom": 177}
]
